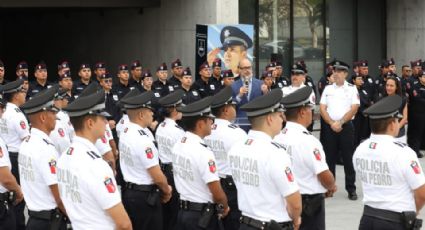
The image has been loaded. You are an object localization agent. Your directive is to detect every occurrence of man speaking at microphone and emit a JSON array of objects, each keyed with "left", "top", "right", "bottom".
[{"left": 231, "top": 58, "right": 266, "bottom": 131}]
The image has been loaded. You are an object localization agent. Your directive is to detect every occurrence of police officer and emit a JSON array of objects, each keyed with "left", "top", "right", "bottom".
[
  {"left": 352, "top": 74, "right": 373, "bottom": 148},
  {"left": 72, "top": 63, "right": 93, "bottom": 98},
  {"left": 357, "top": 60, "right": 376, "bottom": 100},
  {"left": 156, "top": 90, "right": 186, "bottom": 230},
  {"left": 320, "top": 60, "right": 360, "bottom": 200},
  {"left": 19, "top": 86, "right": 68, "bottom": 229},
  {"left": 50, "top": 88, "right": 73, "bottom": 155},
  {"left": 0, "top": 79, "right": 29, "bottom": 230},
  {"left": 0, "top": 94, "right": 23, "bottom": 230},
  {"left": 172, "top": 96, "right": 229, "bottom": 229},
  {"left": 57, "top": 91, "right": 132, "bottom": 230},
  {"left": 318, "top": 61, "right": 335, "bottom": 97},
  {"left": 27, "top": 61, "right": 52, "bottom": 99},
  {"left": 204, "top": 86, "right": 247, "bottom": 230},
  {"left": 0, "top": 60, "right": 8, "bottom": 85},
  {"left": 353, "top": 95, "right": 425, "bottom": 230},
  {"left": 116, "top": 88, "right": 141, "bottom": 139},
  {"left": 15, "top": 62, "right": 29, "bottom": 93},
  {"left": 275, "top": 87, "right": 336, "bottom": 230},
  {"left": 169, "top": 59, "right": 184, "bottom": 90},
  {"left": 407, "top": 70, "right": 425, "bottom": 158},
  {"left": 129, "top": 60, "right": 143, "bottom": 88},
  {"left": 93, "top": 62, "right": 107, "bottom": 83},
  {"left": 58, "top": 71, "right": 74, "bottom": 102},
  {"left": 57, "top": 61, "right": 70, "bottom": 77},
  {"left": 152, "top": 63, "right": 172, "bottom": 97},
  {"left": 296, "top": 60, "right": 316, "bottom": 95},
  {"left": 113, "top": 64, "right": 134, "bottom": 100},
  {"left": 211, "top": 58, "right": 223, "bottom": 87},
  {"left": 180, "top": 67, "right": 201, "bottom": 105},
  {"left": 228, "top": 89, "right": 302, "bottom": 230},
  {"left": 119, "top": 90, "right": 172, "bottom": 229},
  {"left": 99, "top": 73, "right": 121, "bottom": 127},
  {"left": 271, "top": 61, "right": 291, "bottom": 89},
  {"left": 194, "top": 62, "right": 222, "bottom": 98},
  {"left": 222, "top": 70, "right": 236, "bottom": 87}
]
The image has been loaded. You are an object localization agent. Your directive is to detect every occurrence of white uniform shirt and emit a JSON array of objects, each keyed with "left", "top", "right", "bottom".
[
  {"left": 353, "top": 134, "right": 425, "bottom": 213},
  {"left": 0, "top": 103, "right": 30, "bottom": 152},
  {"left": 119, "top": 122, "right": 159, "bottom": 185},
  {"left": 94, "top": 124, "right": 113, "bottom": 156},
  {"left": 228, "top": 130, "right": 299, "bottom": 222},
  {"left": 274, "top": 122, "right": 328, "bottom": 194},
  {"left": 172, "top": 131, "right": 219, "bottom": 203},
  {"left": 282, "top": 84, "right": 316, "bottom": 104},
  {"left": 19, "top": 128, "right": 58, "bottom": 211},
  {"left": 204, "top": 119, "right": 247, "bottom": 177},
  {"left": 57, "top": 110, "right": 74, "bottom": 140},
  {"left": 50, "top": 116, "right": 72, "bottom": 155},
  {"left": 320, "top": 81, "right": 360, "bottom": 121},
  {"left": 116, "top": 114, "right": 129, "bottom": 138},
  {"left": 57, "top": 136, "right": 120, "bottom": 230},
  {"left": 0, "top": 137, "right": 11, "bottom": 193},
  {"left": 155, "top": 118, "right": 185, "bottom": 164}
]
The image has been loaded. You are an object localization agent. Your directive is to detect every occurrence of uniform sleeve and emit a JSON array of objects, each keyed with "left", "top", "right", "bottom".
[
  {"left": 13, "top": 115, "right": 30, "bottom": 139},
  {"left": 50, "top": 126, "right": 72, "bottom": 155},
  {"left": 0, "top": 144, "right": 9, "bottom": 167},
  {"left": 135, "top": 140, "right": 159, "bottom": 169},
  {"left": 89, "top": 160, "right": 121, "bottom": 210},
  {"left": 269, "top": 149, "right": 299, "bottom": 197},
  {"left": 304, "top": 140, "right": 329, "bottom": 175},
  {"left": 37, "top": 146, "right": 59, "bottom": 186},
  {"left": 94, "top": 135, "right": 112, "bottom": 155},
  {"left": 319, "top": 87, "right": 328, "bottom": 105},
  {"left": 105, "top": 125, "right": 114, "bottom": 141},
  {"left": 198, "top": 148, "right": 219, "bottom": 184},
  {"left": 351, "top": 86, "right": 361, "bottom": 105},
  {"left": 399, "top": 149, "right": 425, "bottom": 190}
]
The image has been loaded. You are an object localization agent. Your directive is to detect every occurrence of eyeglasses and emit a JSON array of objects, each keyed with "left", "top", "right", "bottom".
[
  {"left": 239, "top": 66, "right": 252, "bottom": 70},
  {"left": 103, "top": 79, "right": 113, "bottom": 83}
]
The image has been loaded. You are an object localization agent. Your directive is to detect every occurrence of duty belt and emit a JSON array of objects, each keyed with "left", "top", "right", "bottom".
[
  {"left": 8, "top": 151, "right": 18, "bottom": 157},
  {"left": 220, "top": 176, "right": 236, "bottom": 190},
  {"left": 28, "top": 209, "right": 55, "bottom": 220},
  {"left": 179, "top": 200, "right": 210, "bottom": 212},
  {"left": 124, "top": 182, "right": 158, "bottom": 192},
  {"left": 240, "top": 215, "right": 292, "bottom": 230},
  {"left": 160, "top": 163, "right": 173, "bottom": 172},
  {"left": 0, "top": 192, "right": 9, "bottom": 202},
  {"left": 363, "top": 205, "right": 404, "bottom": 224}
]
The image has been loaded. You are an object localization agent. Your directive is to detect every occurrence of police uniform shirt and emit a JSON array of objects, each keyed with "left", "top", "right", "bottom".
[
  {"left": 204, "top": 118, "right": 247, "bottom": 177},
  {"left": 112, "top": 82, "right": 135, "bottom": 100},
  {"left": 57, "top": 136, "right": 120, "bottom": 230},
  {"left": 320, "top": 81, "right": 360, "bottom": 121},
  {"left": 168, "top": 76, "right": 182, "bottom": 90},
  {"left": 152, "top": 80, "right": 175, "bottom": 97},
  {"left": 228, "top": 130, "right": 299, "bottom": 222},
  {"left": 105, "top": 91, "right": 121, "bottom": 122},
  {"left": 50, "top": 116, "right": 72, "bottom": 155},
  {"left": 171, "top": 131, "right": 219, "bottom": 203},
  {"left": 353, "top": 134, "right": 425, "bottom": 212},
  {"left": 19, "top": 128, "right": 58, "bottom": 211},
  {"left": 116, "top": 114, "right": 129, "bottom": 138},
  {"left": 94, "top": 124, "right": 113, "bottom": 156},
  {"left": 155, "top": 118, "right": 185, "bottom": 164},
  {"left": 181, "top": 87, "right": 201, "bottom": 105},
  {"left": 409, "top": 81, "right": 425, "bottom": 113},
  {"left": 282, "top": 84, "right": 316, "bottom": 103},
  {"left": 143, "top": 127, "right": 155, "bottom": 144},
  {"left": 274, "top": 122, "right": 328, "bottom": 194},
  {"left": 57, "top": 110, "right": 75, "bottom": 140},
  {"left": 72, "top": 80, "right": 92, "bottom": 98},
  {"left": 192, "top": 78, "right": 220, "bottom": 98},
  {"left": 0, "top": 137, "right": 11, "bottom": 193},
  {"left": 271, "top": 76, "right": 290, "bottom": 89},
  {"left": 119, "top": 122, "right": 159, "bottom": 184},
  {"left": 27, "top": 81, "right": 53, "bottom": 99},
  {"left": 0, "top": 103, "right": 30, "bottom": 152}
]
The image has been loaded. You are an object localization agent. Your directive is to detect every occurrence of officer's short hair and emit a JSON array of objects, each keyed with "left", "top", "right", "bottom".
[
  {"left": 70, "top": 114, "right": 99, "bottom": 132},
  {"left": 284, "top": 107, "right": 302, "bottom": 121},
  {"left": 180, "top": 116, "right": 204, "bottom": 132},
  {"left": 370, "top": 117, "right": 396, "bottom": 134}
]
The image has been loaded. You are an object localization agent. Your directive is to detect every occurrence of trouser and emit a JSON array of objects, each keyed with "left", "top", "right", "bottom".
[
  {"left": 220, "top": 176, "right": 240, "bottom": 230},
  {"left": 321, "top": 122, "right": 356, "bottom": 193},
  {"left": 0, "top": 197, "right": 16, "bottom": 230},
  {"left": 359, "top": 206, "right": 407, "bottom": 230},
  {"left": 122, "top": 184, "right": 163, "bottom": 230},
  {"left": 161, "top": 163, "right": 179, "bottom": 230},
  {"left": 9, "top": 152, "right": 26, "bottom": 230},
  {"left": 26, "top": 209, "right": 68, "bottom": 230},
  {"left": 175, "top": 201, "right": 219, "bottom": 230},
  {"left": 353, "top": 113, "right": 370, "bottom": 148},
  {"left": 407, "top": 113, "right": 425, "bottom": 154},
  {"left": 299, "top": 194, "right": 325, "bottom": 230},
  {"left": 239, "top": 216, "right": 293, "bottom": 230}
]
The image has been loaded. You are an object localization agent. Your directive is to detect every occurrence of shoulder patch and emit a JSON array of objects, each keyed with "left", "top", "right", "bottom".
[
  {"left": 138, "top": 130, "right": 147, "bottom": 136},
  {"left": 303, "top": 131, "right": 312, "bottom": 135},
  {"left": 394, "top": 141, "right": 407, "bottom": 148},
  {"left": 228, "top": 124, "right": 239, "bottom": 129},
  {"left": 15, "top": 108, "right": 22, "bottom": 113},
  {"left": 271, "top": 141, "right": 286, "bottom": 150},
  {"left": 347, "top": 83, "right": 353, "bottom": 86},
  {"left": 86, "top": 151, "right": 100, "bottom": 159},
  {"left": 175, "top": 124, "right": 184, "bottom": 130}
]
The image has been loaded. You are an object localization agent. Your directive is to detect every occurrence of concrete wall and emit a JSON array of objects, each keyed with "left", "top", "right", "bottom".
[
  {"left": 0, "top": 0, "right": 238, "bottom": 81},
  {"left": 387, "top": 0, "right": 425, "bottom": 72}
]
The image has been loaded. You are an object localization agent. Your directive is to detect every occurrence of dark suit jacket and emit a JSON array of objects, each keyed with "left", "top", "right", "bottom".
[{"left": 231, "top": 77, "right": 263, "bottom": 119}]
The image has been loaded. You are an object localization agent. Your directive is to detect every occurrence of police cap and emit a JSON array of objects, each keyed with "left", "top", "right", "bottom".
[
  {"left": 211, "top": 86, "right": 235, "bottom": 109},
  {"left": 261, "top": 70, "right": 273, "bottom": 79},
  {"left": 222, "top": 70, "right": 234, "bottom": 78},
  {"left": 363, "top": 95, "right": 402, "bottom": 120},
  {"left": 183, "top": 67, "right": 192, "bottom": 76},
  {"left": 58, "top": 61, "right": 70, "bottom": 70},
  {"left": 411, "top": 59, "right": 422, "bottom": 68},
  {"left": 212, "top": 58, "right": 222, "bottom": 68},
  {"left": 220, "top": 26, "right": 253, "bottom": 50},
  {"left": 171, "top": 59, "right": 183, "bottom": 68},
  {"left": 35, "top": 61, "right": 47, "bottom": 71},
  {"left": 65, "top": 90, "right": 110, "bottom": 117},
  {"left": 20, "top": 85, "right": 59, "bottom": 114},
  {"left": 116, "top": 88, "right": 141, "bottom": 109},
  {"left": 95, "top": 62, "right": 106, "bottom": 70},
  {"left": 3, "top": 79, "right": 24, "bottom": 94},
  {"left": 199, "top": 62, "right": 210, "bottom": 71},
  {"left": 142, "top": 70, "right": 152, "bottom": 79},
  {"left": 54, "top": 88, "right": 69, "bottom": 101},
  {"left": 333, "top": 60, "right": 350, "bottom": 71},
  {"left": 131, "top": 60, "right": 141, "bottom": 70},
  {"left": 99, "top": 72, "right": 112, "bottom": 79},
  {"left": 118, "top": 64, "right": 129, "bottom": 72},
  {"left": 291, "top": 64, "right": 306, "bottom": 75},
  {"left": 280, "top": 87, "right": 314, "bottom": 109},
  {"left": 359, "top": 60, "right": 368, "bottom": 67},
  {"left": 16, "top": 61, "right": 28, "bottom": 70},
  {"left": 241, "top": 89, "right": 285, "bottom": 117},
  {"left": 159, "top": 89, "right": 185, "bottom": 107},
  {"left": 157, "top": 63, "right": 168, "bottom": 71},
  {"left": 79, "top": 63, "right": 91, "bottom": 70},
  {"left": 177, "top": 96, "right": 214, "bottom": 118},
  {"left": 59, "top": 71, "right": 72, "bottom": 81},
  {"left": 120, "top": 91, "right": 154, "bottom": 110}
]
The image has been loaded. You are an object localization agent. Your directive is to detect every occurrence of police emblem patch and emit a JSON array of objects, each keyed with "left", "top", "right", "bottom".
[
  {"left": 161, "top": 122, "right": 166, "bottom": 127},
  {"left": 120, "top": 119, "right": 124, "bottom": 124},
  {"left": 104, "top": 177, "right": 116, "bottom": 193},
  {"left": 58, "top": 128, "right": 65, "bottom": 137},
  {"left": 101, "top": 136, "right": 107, "bottom": 143},
  {"left": 145, "top": 147, "right": 154, "bottom": 159},
  {"left": 282, "top": 128, "right": 287, "bottom": 134},
  {"left": 245, "top": 139, "right": 253, "bottom": 145},
  {"left": 208, "top": 160, "right": 216, "bottom": 173},
  {"left": 285, "top": 167, "right": 294, "bottom": 182},
  {"left": 313, "top": 148, "right": 321, "bottom": 161},
  {"left": 49, "top": 159, "right": 57, "bottom": 174},
  {"left": 124, "top": 127, "right": 128, "bottom": 133},
  {"left": 369, "top": 142, "right": 377, "bottom": 149},
  {"left": 66, "top": 147, "right": 74, "bottom": 155},
  {"left": 20, "top": 121, "right": 26, "bottom": 129},
  {"left": 212, "top": 124, "right": 217, "bottom": 130},
  {"left": 181, "top": 137, "right": 187, "bottom": 143},
  {"left": 106, "top": 130, "right": 111, "bottom": 138},
  {"left": 411, "top": 161, "right": 421, "bottom": 174}
]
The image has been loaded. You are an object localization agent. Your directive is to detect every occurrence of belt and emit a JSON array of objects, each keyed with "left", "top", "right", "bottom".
[
  {"left": 240, "top": 215, "right": 292, "bottom": 230},
  {"left": 28, "top": 209, "right": 55, "bottom": 220},
  {"left": 0, "top": 192, "right": 9, "bottom": 202},
  {"left": 363, "top": 205, "right": 404, "bottom": 224},
  {"left": 220, "top": 176, "right": 236, "bottom": 190},
  {"left": 160, "top": 163, "right": 173, "bottom": 172},
  {"left": 9, "top": 152, "right": 18, "bottom": 157},
  {"left": 301, "top": 193, "right": 324, "bottom": 199},
  {"left": 179, "top": 200, "right": 210, "bottom": 212},
  {"left": 124, "top": 182, "right": 158, "bottom": 192}
]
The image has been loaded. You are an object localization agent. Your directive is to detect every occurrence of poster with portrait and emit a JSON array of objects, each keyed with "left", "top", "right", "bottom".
[{"left": 195, "top": 24, "right": 254, "bottom": 78}]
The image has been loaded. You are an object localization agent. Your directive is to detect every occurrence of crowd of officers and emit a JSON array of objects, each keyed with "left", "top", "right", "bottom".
[{"left": 0, "top": 56, "right": 424, "bottom": 230}]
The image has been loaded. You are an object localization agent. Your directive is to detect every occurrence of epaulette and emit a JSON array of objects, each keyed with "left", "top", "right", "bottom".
[
  {"left": 347, "top": 83, "right": 354, "bottom": 87},
  {"left": 175, "top": 124, "right": 184, "bottom": 130},
  {"left": 43, "top": 138, "right": 54, "bottom": 146},
  {"left": 138, "top": 130, "right": 147, "bottom": 136},
  {"left": 200, "top": 143, "right": 208, "bottom": 148},
  {"left": 394, "top": 141, "right": 407, "bottom": 148},
  {"left": 303, "top": 131, "right": 312, "bottom": 135},
  {"left": 15, "top": 108, "right": 22, "bottom": 113},
  {"left": 86, "top": 151, "right": 100, "bottom": 159},
  {"left": 228, "top": 124, "right": 239, "bottom": 129},
  {"left": 271, "top": 141, "right": 286, "bottom": 150}
]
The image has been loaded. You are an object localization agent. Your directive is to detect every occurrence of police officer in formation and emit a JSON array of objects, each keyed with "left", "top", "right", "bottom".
[
  {"left": 354, "top": 95, "right": 425, "bottom": 230},
  {"left": 179, "top": 67, "right": 201, "bottom": 105},
  {"left": 228, "top": 89, "right": 302, "bottom": 230},
  {"left": 169, "top": 59, "right": 184, "bottom": 90}
]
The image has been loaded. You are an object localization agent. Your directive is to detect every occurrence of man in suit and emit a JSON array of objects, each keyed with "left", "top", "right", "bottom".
[{"left": 231, "top": 58, "right": 266, "bottom": 131}]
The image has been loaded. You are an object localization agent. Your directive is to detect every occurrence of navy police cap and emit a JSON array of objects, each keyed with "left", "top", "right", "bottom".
[{"left": 220, "top": 26, "right": 253, "bottom": 50}]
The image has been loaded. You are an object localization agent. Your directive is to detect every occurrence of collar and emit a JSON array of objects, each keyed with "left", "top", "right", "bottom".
[
  {"left": 185, "top": 131, "right": 205, "bottom": 144},
  {"left": 213, "top": 118, "right": 230, "bottom": 126},
  {"left": 73, "top": 136, "right": 99, "bottom": 153},
  {"left": 333, "top": 80, "right": 349, "bottom": 88},
  {"left": 6, "top": 102, "right": 18, "bottom": 110},
  {"left": 31, "top": 128, "right": 51, "bottom": 140},
  {"left": 285, "top": 121, "right": 308, "bottom": 133},
  {"left": 163, "top": 117, "right": 177, "bottom": 126},
  {"left": 369, "top": 134, "right": 395, "bottom": 141},
  {"left": 128, "top": 121, "right": 146, "bottom": 130},
  {"left": 248, "top": 130, "right": 272, "bottom": 141}
]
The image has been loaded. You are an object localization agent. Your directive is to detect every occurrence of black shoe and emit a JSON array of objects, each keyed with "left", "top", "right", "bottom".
[
  {"left": 348, "top": 192, "right": 358, "bottom": 201},
  {"left": 418, "top": 152, "right": 424, "bottom": 158}
]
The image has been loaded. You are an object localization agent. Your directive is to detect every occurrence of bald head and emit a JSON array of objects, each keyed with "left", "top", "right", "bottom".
[{"left": 238, "top": 58, "right": 253, "bottom": 78}]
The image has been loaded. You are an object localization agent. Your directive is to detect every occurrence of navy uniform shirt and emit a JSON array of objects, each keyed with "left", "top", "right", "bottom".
[
  {"left": 361, "top": 75, "right": 377, "bottom": 101},
  {"left": 168, "top": 76, "right": 181, "bottom": 90},
  {"left": 305, "top": 75, "right": 316, "bottom": 92},
  {"left": 112, "top": 81, "right": 134, "bottom": 100},
  {"left": 192, "top": 78, "right": 221, "bottom": 98},
  {"left": 27, "top": 80, "right": 53, "bottom": 99},
  {"left": 72, "top": 80, "right": 97, "bottom": 98},
  {"left": 181, "top": 87, "right": 201, "bottom": 105},
  {"left": 317, "top": 75, "right": 330, "bottom": 96},
  {"left": 408, "top": 81, "right": 425, "bottom": 114},
  {"left": 105, "top": 91, "right": 122, "bottom": 123},
  {"left": 374, "top": 74, "right": 386, "bottom": 101},
  {"left": 271, "top": 76, "right": 291, "bottom": 89},
  {"left": 152, "top": 80, "right": 175, "bottom": 97}
]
